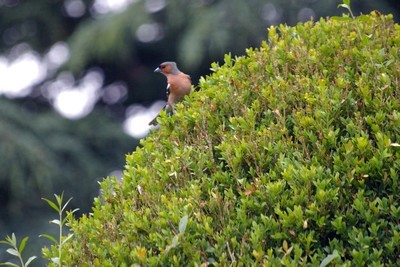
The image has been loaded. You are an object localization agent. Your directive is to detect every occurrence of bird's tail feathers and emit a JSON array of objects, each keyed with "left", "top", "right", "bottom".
[{"left": 148, "top": 104, "right": 174, "bottom": 126}]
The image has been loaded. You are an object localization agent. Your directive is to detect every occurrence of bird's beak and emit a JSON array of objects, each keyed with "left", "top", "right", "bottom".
[{"left": 154, "top": 67, "right": 161, "bottom": 73}]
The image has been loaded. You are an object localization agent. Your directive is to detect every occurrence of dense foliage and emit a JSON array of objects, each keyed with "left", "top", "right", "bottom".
[{"left": 56, "top": 13, "right": 399, "bottom": 265}]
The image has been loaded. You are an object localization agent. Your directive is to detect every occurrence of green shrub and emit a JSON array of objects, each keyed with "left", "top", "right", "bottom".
[{"left": 58, "top": 12, "right": 399, "bottom": 266}]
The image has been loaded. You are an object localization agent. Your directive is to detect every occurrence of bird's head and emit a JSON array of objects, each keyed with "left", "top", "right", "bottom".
[{"left": 154, "top": 62, "right": 180, "bottom": 75}]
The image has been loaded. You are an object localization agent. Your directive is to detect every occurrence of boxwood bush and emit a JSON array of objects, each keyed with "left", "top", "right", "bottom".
[{"left": 51, "top": 12, "right": 400, "bottom": 266}]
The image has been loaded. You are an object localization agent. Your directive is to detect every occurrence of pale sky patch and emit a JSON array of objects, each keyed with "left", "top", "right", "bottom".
[
  {"left": 92, "top": 0, "right": 136, "bottom": 14},
  {"left": 50, "top": 70, "right": 104, "bottom": 119},
  {"left": 0, "top": 51, "right": 46, "bottom": 97},
  {"left": 123, "top": 101, "right": 165, "bottom": 138}
]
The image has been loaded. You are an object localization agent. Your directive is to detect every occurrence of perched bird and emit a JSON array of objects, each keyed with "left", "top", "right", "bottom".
[{"left": 149, "top": 61, "right": 192, "bottom": 125}]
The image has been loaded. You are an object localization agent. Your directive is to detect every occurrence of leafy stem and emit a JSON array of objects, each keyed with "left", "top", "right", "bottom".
[
  {"left": 0, "top": 233, "right": 37, "bottom": 267},
  {"left": 338, "top": 0, "right": 354, "bottom": 19},
  {"left": 40, "top": 192, "right": 79, "bottom": 266}
]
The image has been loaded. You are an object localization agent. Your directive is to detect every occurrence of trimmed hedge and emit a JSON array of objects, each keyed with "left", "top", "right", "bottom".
[{"left": 50, "top": 13, "right": 400, "bottom": 266}]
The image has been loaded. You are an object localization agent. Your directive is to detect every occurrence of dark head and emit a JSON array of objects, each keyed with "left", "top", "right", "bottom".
[{"left": 154, "top": 62, "right": 180, "bottom": 75}]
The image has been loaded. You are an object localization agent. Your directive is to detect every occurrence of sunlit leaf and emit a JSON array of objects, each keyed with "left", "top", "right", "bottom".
[
  {"left": 61, "top": 234, "right": 74, "bottom": 245},
  {"left": 62, "top": 197, "right": 74, "bottom": 212},
  {"left": 0, "top": 262, "right": 20, "bottom": 267},
  {"left": 6, "top": 248, "right": 19, "bottom": 257},
  {"left": 51, "top": 257, "right": 60, "bottom": 264},
  {"left": 50, "top": 219, "right": 61, "bottom": 226},
  {"left": 25, "top": 256, "right": 37, "bottom": 267},
  {"left": 320, "top": 250, "right": 340, "bottom": 267},
  {"left": 337, "top": 4, "right": 350, "bottom": 10},
  {"left": 171, "top": 236, "right": 179, "bottom": 247},
  {"left": 62, "top": 208, "right": 79, "bottom": 224},
  {"left": 179, "top": 215, "right": 188, "bottom": 234},
  {"left": 165, "top": 235, "right": 179, "bottom": 253},
  {"left": 10, "top": 234, "right": 16, "bottom": 246}
]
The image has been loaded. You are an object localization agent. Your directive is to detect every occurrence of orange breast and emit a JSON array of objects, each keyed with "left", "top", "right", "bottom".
[{"left": 167, "top": 73, "right": 192, "bottom": 105}]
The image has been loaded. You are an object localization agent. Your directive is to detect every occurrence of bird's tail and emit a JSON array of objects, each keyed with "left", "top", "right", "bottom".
[{"left": 149, "top": 104, "right": 174, "bottom": 126}]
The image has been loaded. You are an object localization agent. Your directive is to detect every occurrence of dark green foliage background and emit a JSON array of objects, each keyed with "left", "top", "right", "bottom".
[
  {"left": 50, "top": 13, "right": 400, "bottom": 265},
  {"left": 0, "top": 97, "right": 135, "bottom": 265},
  {"left": 0, "top": 97, "right": 135, "bottom": 224},
  {"left": 1, "top": 0, "right": 398, "bottom": 104}
]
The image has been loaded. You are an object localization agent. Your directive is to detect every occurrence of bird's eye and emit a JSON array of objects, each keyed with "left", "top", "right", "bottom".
[{"left": 161, "top": 65, "right": 166, "bottom": 69}]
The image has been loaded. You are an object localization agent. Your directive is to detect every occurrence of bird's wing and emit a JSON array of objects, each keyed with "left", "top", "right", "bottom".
[{"left": 166, "top": 83, "right": 170, "bottom": 99}]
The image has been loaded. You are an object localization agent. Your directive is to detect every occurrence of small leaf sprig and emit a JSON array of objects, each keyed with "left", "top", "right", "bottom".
[{"left": 0, "top": 233, "right": 36, "bottom": 267}]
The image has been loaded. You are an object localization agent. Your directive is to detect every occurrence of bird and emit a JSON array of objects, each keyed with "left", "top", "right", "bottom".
[{"left": 149, "top": 62, "right": 192, "bottom": 125}]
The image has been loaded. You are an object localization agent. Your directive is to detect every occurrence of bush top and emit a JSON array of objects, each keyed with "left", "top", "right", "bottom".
[{"left": 55, "top": 13, "right": 400, "bottom": 266}]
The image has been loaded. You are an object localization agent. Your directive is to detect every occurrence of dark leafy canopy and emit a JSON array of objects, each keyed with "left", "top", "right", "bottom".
[
  {"left": 0, "top": 0, "right": 94, "bottom": 53},
  {"left": 41, "top": 0, "right": 400, "bottom": 70},
  {"left": 57, "top": 0, "right": 400, "bottom": 102},
  {"left": 54, "top": 13, "right": 400, "bottom": 266},
  {"left": 1, "top": 0, "right": 399, "bottom": 104},
  {"left": 0, "top": 97, "right": 136, "bottom": 219}
]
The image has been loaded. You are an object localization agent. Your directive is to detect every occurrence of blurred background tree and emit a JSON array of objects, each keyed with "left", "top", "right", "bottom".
[{"left": 0, "top": 0, "right": 399, "bottom": 265}]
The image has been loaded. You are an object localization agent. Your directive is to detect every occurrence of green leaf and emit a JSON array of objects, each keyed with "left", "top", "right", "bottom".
[
  {"left": 0, "top": 262, "right": 20, "bottom": 267},
  {"left": 358, "top": 15, "right": 371, "bottom": 22},
  {"left": 331, "top": 16, "right": 352, "bottom": 21},
  {"left": 39, "top": 234, "right": 58, "bottom": 244},
  {"left": 62, "top": 208, "right": 79, "bottom": 225},
  {"left": 6, "top": 248, "right": 19, "bottom": 257},
  {"left": 61, "top": 234, "right": 74, "bottom": 245},
  {"left": 337, "top": 4, "right": 350, "bottom": 10},
  {"left": 51, "top": 257, "right": 60, "bottom": 264},
  {"left": 55, "top": 193, "right": 63, "bottom": 207},
  {"left": 171, "top": 235, "right": 179, "bottom": 247},
  {"left": 343, "top": 0, "right": 350, "bottom": 6},
  {"left": 18, "top": 236, "right": 29, "bottom": 253},
  {"left": 10, "top": 234, "right": 16, "bottom": 246},
  {"left": 179, "top": 215, "right": 188, "bottom": 234},
  {"left": 50, "top": 219, "right": 61, "bottom": 226},
  {"left": 62, "top": 197, "right": 74, "bottom": 212},
  {"left": 42, "top": 198, "right": 60, "bottom": 212},
  {"left": 165, "top": 235, "right": 179, "bottom": 253},
  {"left": 25, "top": 256, "right": 37, "bottom": 267},
  {"left": 320, "top": 250, "right": 340, "bottom": 267}
]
